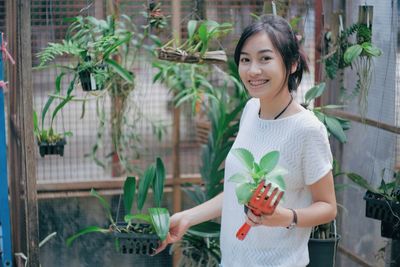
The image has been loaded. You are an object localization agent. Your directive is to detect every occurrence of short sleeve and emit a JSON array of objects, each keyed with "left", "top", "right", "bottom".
[{"left": 302, "top": 123, "right": 333, "bottom": 185}]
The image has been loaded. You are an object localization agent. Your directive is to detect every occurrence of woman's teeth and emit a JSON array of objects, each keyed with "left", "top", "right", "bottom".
[{"left": 249, "top": 80, "right": 268, "bottom": 86}]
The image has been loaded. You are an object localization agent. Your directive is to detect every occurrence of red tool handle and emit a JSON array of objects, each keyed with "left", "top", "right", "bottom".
[{"left": 236, "top": 222, "right": 252, "bottom": 240}]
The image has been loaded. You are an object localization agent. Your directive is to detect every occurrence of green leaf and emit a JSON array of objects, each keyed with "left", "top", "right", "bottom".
[
  {"left": 51, "top": 95, "right": 74, "bottom": 129},
  {"left": 232, "top": 148, "right": 254, "bottom": 171},
  {"left": 228, "top": 173, "right": 248, "bottom": 184},
  {"left": 104, "top": 58, "right": 134, "bottom": 83},
  {"left": 198, "top": 24, "right": 208, "bottom": 46},
  {"left": 259, "top": 151, "right": 280, "bottom": 173},
  {"left": 149, "top": 208, "right": 170, "bottom": 241},
  {"left": 264, "top": 166, "right": 288, "bottom": 182},
  {"left": 66, "top": 226, "right": 109, "bottom": 247},
  {"left": 103, "top": 32, "right": 132, "bottom": 59},
  {"left": 235, "top": 183, "right": 255, "bottom": 204},
  {"left": 55, "top": 72, "right": 65, "bottom": 95},
  {"left": 346, "top": 173, "right": 377, "bottom": 193},
  {"left": 361, "top": 42, "right": 382, "bottom": 57},
  {"left": 187, "top": 20, "right": 198, "bottom": 40},
  {"left": 325, "top": 116, "right": 347, "bottom": 143},
  {"left": 344, "top": 44, "right": 362, "bottom": 64},
  {"left": 90, "top": 188, "right": 114, "bottom": 224},
  {"left": 137, "top": 164, "right": 156, "bottom": 211},
  {"left": 41, "top": 96, "right": 55, "bottom": 129},
  {"left": 123, "top": 176, "right": 136, "bottom": 216},
  {"left": 124, "top": 213, "right": 151, "bottom": 224},
  {"left": 305, "top": 83, "right": 326, "bottom": 104},
  {"left": 153, "top": 157, "right": 166, "bottom": 207}
]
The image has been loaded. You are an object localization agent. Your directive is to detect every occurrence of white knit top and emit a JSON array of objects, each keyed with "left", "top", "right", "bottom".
[{"left": 220, "top": 98, "right": 333, "bottom": 267}]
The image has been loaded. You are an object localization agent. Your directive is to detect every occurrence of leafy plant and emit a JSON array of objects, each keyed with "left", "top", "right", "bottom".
[
  {"left": 347, "top": 169, "right": 400, "bottom": 202},
  {"left": 228, "top": 148, "right": 287, "bottom": 204},
  {"left": 33, "top": 95, "right": 73, "bottom": 144},
  {"left": 323, "top": 22, "right": 382, "bottom": 118},
  {"left": 158, "top": 20, "right": 232, "bottom": 63},
  {"left": 36, "top": 13, "right": 165, "bottom": 172},
  {"left": 302, "top": 82, "right": 350, "bottom": 143},
  {"left": 66, "top": 157, "right": 170, "bottom": 246}
]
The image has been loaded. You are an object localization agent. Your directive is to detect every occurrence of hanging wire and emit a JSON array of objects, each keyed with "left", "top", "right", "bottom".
[{"left": 368, "top": 2, "right": 396, "bottom": 185}]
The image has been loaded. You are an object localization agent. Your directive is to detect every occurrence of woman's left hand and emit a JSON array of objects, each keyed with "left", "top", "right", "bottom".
[{"left": 246, "top": 206, "right": 292, "bottom": 227}]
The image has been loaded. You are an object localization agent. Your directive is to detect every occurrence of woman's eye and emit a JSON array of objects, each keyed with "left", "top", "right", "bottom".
[
  {"left": 240, "top": 57, "right": 250, "bottom": 63},
  {"left": 261, "top": 56, "right": 271, "bottom": 61}
]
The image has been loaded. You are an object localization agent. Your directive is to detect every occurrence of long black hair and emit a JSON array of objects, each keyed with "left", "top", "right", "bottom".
[{"left": 234, "top": 15, "right": 309, "bottom": 92}]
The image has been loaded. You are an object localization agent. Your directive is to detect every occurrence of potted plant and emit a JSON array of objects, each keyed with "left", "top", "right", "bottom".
[
  {"left": 301, "top": 82, "right": 351, "bottom": 143},
  {"left": 228, "top": 148, "right": 287, "bottom": 205},
  {"left": 308, "top": 160, "right": 344, "bottom": 267},
  {"left": 323, "top": 18, "right": 382, "bottom": 118},
  {"left": 157, "top": 19, "right": 232, "bottom": 64},
  {"left": 347, "top": 169, "right": 400, "bottom": 240},
  {"left": 66, "top": 157, "right": 171, "bottom": 255},
  {"left": 36, "top": 12, "right": 165, "bottom": 173},
  {"left": 33, "top": 93, "right": 73, "bottom": 157}
]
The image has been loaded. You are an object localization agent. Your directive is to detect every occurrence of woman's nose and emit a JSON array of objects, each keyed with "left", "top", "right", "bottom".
[{"left": 248, "top": 63, "right": 262, "bottom": 75}]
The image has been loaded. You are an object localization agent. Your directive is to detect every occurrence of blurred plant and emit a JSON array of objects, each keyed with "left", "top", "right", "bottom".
[
  {"left": 158, "top": 20, "right": 232, "bottom": 64},
  {"left": 36, "top": 13, "right": 165, "bottom": 172},
  {"left": 66, "top": 158, "right": 170, "bottom": 247}
]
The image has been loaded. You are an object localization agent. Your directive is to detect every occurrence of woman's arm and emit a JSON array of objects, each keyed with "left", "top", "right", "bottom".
[
  {"left": 153, "top": 192, "right": 224, "bottom": 254},
  {"left": 247, "top": 171, "right": 337, "bottom": 228}
]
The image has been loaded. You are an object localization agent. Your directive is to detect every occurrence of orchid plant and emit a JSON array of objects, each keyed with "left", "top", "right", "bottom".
[{"left": 228, "top": 148, "right": 287, "bottom": 204}]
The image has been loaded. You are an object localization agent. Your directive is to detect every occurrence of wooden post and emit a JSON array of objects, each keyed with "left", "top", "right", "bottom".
[{"left": 6, "top": 0, "right": 40, "bottom": 266}]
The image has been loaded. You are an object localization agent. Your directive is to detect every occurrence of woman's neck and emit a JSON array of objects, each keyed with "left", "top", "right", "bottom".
[{"left": 259, "top": 90, "right": 295, "bottom": 120}]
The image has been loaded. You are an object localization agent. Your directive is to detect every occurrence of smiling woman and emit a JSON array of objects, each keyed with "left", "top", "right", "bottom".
[{"left": 154, "top": 15, "right": 337, "bottom": 267}]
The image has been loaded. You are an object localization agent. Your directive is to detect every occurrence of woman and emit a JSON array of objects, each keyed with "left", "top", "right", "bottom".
[{"left": 155, "top": 15, "right": 337, "bottom": 267}]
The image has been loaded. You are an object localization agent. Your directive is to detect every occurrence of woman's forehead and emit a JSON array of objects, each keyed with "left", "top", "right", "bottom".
[{"left": 241, "top": 31, "right": 276, "bottom": 54}]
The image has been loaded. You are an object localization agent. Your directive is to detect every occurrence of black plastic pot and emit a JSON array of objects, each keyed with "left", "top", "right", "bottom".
[
  {"left": 364, "top": 191, "right": 400, "bottom": 223},
  {"left": 78, "top": 69, "right": 101, "bottom": 91},
  {"left": 308, "top": 234, "right": 340, "bottom": 267},
  {"left": 113, "top": 223, "right": 160, "bottom": 255},
  {"left": 381, "top": 221, "right": 400, "bottom": 240},
  {"left": 38, "top": 138, "right": 66, "bottom": 157}
]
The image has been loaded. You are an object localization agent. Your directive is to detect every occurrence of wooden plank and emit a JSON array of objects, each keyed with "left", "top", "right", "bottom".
[
  {"left": 37, "top": 174, "right": 203, "bottom": 192},
  {"left": 8, "top": 0, "right": 40, "bottom": 266},
  {"left": 323, "top": 109, "right": 400, "bottom": 135}
]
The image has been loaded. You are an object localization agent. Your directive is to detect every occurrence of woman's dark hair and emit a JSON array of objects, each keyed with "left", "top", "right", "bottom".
[{"left": 234, "top": 15, "right": 309, "bottom": 92}]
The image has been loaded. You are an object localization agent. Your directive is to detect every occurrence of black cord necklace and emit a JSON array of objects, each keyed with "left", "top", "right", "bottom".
[{"left": 259, "top": 95, "right": 293, "bottom": 120}]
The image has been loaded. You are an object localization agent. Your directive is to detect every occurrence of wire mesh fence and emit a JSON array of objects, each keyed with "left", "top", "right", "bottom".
[{"left": 29, "top": 0, "right": 317, "bottom": 184}]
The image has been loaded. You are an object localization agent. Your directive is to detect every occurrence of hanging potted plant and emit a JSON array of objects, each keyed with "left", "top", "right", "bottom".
[
  {"left": 323, "top": 7, "right": 382, "bottom": 119},
  {"left": 66, "top": 157, "right": 171, "bottom": 255},
  {"left": 347, "top": 169, "right": 400, "bottom": 240},
  {"left": 157, "top": 19, "right": 232, "bottom": 64},
  {"left": 36, "top": 11, "right": 166, "bottom": 173},
  {"left": 33, "top": 92, "right": 73, "bottom": 157}
]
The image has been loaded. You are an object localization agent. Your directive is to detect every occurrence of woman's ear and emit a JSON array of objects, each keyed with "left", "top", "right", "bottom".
[{"left": 290, "top": 61, "right": 298, "bottom": 74}]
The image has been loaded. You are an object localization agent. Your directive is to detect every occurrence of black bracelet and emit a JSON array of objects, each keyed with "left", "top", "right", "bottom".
[{"left": 286, "top": 208, "right": 298, "bottom": 229}]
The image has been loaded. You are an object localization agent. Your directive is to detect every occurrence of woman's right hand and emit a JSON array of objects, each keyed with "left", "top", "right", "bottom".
[{"left": 152, "top": 211, "right": 191, "bottom": 255}]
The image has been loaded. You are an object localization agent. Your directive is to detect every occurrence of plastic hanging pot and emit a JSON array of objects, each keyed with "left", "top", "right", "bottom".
[
  {"left": 308, "top": 234, "right": 341, "bottom": 267},
  {"left": 113, "top": 223, "right": 160, "bottom": 255},
  {"left": 78, "top": 69, "right": 101, "bottom": 92},
  {"left": 38, "top": 138, "right": 66, "bottom": 157},
  {"left": 363, "top": 191, "right": 400, "bottom": 223}
]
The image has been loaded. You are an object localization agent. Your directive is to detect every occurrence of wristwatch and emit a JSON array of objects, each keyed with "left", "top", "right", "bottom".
[{"left": 286, "top": 208, "right": 298, "bottom": 229}]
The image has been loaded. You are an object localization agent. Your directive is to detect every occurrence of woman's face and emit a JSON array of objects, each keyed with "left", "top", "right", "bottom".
[{"left": 238, "top": 31, "right": 288, "bottom": 101}]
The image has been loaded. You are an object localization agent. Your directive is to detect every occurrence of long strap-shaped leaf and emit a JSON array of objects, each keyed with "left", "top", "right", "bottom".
[
  {"left": 123, "top": 176, "right": 136, "bottom": 216},
  {"left": 66, "top": 226, "right": 109, "bottom": 247},
  {"left": 90, "top": 188, "right": 114, "bottom": 224},
  {"left": 153, "top": 158, "right": 166, "bottom": 207},
  {"left": 137, "top": 164, "right": 156, "bottom": 212},
  {"left": 149, "top": 208, "right": 170, "bottom": 241}
]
